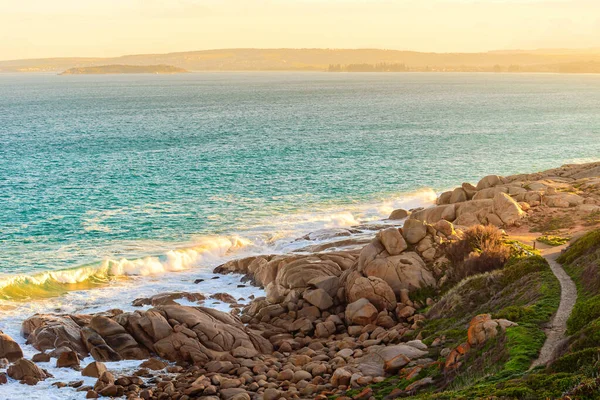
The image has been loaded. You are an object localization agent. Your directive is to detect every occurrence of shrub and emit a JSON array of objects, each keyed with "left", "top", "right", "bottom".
[
  {"left": 445, "top": 225, "right": 510, "bottom": 282},
  {"left": 455, "top": 244, "right": 510, "bottom": 281}
]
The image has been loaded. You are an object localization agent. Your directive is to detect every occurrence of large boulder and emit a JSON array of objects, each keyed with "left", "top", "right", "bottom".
[
  {"left": 472, "top": 186, "right": 508, "bottom": 200},
  {"left": 461, "top": 182, "right": 477, "bottom": 199},
  {"left": 362, "top": 252, "right": 435, "bottom": 296},
  {"left": 150, "top": 305, "right": 273, "bottom": 364},
  {"left": 344, "top": 271, "right": 397, "bottom": 311},
  {"left": 219, "top": 252, "right": 358, "bottom": 289},
  {"left": 90, "top": 316, "right": 149, "bottom": 360},
  {"left": 357, "top": 343, "right": 428, "bottom": 376},
  {"left": 22, "top": 314, "right": 88, "bottom": 357},
  {"left": 7, "top": 358, "right": 50, "bottom": 383},
  {"left": 492, "top": 192, "right": 525, "bottom": 226},
  {"left": 275, "top": 253, "right": 355, "bottom": 290},
  {"left": 377, "top": 228, "right": 407, "bottom": 256},
  {"left": 476, "top": 175, "right": 504, "bottom": 191},
  {"left": 437, "top": 191, "right": 453, "bottom": 205},
  {"left": 402, "top": 219, "right": 428, "bottom": 244},
  {"left": 81, "top": 327, "right": 122, "bottom": 362},
  {"left": 434, "top": 220, "right": 455, "bottom": 237},
  {"left": 345, "top": 299, "right": 378, "bottom": 326},
  {"left": 307, "top": 275, "right": 340, "bottom": 298},
  {"left": 449, "top": 188, "right": 468, "bottom": 204},
  {"left": 453, "top": 199, "right": 493, "bottom": 227},
  {"left": 0, "top": 331, "right": 23, "bottom": 362},
  {"left": 132, "top": 292, "right": 205, "bottom": 307},
  {"left": 545, "top": 193, "right": 585, "bottom": 208},
  {"left": 388, "top": 209, "right": 409, "bottom": 220},
  {"left": 409, "top": 205, "right": 456, "bottom": 224},
  {"left": 303, "top": 289, "right": 333, "bottom": 311}
]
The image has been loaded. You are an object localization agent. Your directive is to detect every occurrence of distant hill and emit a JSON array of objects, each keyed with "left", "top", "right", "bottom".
[
  {"left": 59, "top": 64, "right": 188, "bottom": 75},
  {"left": 3, "top": 48, "right": 600, "bottom": 73}
]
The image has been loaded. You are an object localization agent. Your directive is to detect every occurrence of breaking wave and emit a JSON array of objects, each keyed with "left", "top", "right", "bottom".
[
  {"left": 0, "top": 188, "right": 438, "bottom": 302},
  {"left": 0, "top": 236, "right": 250, "bottom": 301}
]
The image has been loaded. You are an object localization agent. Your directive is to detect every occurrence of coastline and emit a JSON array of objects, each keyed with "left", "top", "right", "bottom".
[{"left": 0, "top": 161, "right": 599, "bottom": 399}]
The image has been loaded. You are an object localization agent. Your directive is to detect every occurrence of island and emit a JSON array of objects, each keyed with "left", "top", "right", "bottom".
[{"left": 59, "top": 64, "right": 188, "bottom": 75}]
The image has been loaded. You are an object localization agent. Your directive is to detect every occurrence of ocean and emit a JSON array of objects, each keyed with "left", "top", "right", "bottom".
[{"left": 1, "top": 71, "right": 600, "bottom": 398}]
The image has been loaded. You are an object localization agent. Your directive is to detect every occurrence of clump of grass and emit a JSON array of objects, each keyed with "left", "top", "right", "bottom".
[
  {"left": 504, "top": 239, "right": 540, "bottom": 258},
  {"left": 536, "top": 235, "right": 570, "bottom": 246}
]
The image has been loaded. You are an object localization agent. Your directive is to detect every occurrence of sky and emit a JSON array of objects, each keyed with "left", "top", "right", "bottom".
[{"left": 0, "top": 0, "right": 599, "bottom": 60}]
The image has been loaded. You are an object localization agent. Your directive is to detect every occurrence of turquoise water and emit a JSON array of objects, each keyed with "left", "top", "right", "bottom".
[{"left": 1, "top": 72, "right": 600, "bottom": 282}]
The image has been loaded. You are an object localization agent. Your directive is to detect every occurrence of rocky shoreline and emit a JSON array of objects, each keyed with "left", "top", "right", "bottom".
[{"left": 1, "top": 161, "right": 600, "bottom": 399}]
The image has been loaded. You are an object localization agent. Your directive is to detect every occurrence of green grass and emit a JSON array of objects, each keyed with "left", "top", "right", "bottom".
[
  {"left": 357, "top": 255, "right": 561, "bottom": 399},
  {"left": 557, "top": 230, "right": 600, "bottom": 265},
  {"left": 536, "top": 235, "right": 570, "bottom": 246}
]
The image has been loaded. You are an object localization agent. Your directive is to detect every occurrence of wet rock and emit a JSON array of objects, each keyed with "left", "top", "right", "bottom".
[
  {"left": 139, "top": 358, "right": 167, "bottom": 371},
  {"left": 32, "top": 353, "right": 51, "bottom": 362},
  {"left": 56, "top": 350, "right": 80, "bottom": 369},
  {"left": 7, "top": 358, "right": 51, "bottom": 382},
  {"left": 82, "top": 361, "right": 107, "bottom": 378},
  {"left": 210, "top": 293, "right": 237, "bottom": 304},
  {"left": 132, "top": 292, "right": 206, "bottom": 307},
  {"left": 0, "top": 330, "right": 24, "bottom": 362},
  {"left": 22, "top": 314, "right": 88, "bottom": 357},
  {"left": 90, "top": 315, "right": 150, "bottom": 360}
]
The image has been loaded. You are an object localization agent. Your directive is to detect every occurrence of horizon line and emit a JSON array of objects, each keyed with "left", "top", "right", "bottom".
[{"left": 3, "top": 46, "right": 600, "bottom": 63}]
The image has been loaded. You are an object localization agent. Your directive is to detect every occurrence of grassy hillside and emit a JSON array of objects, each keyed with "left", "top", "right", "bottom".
[{"left": 341, "top": 230, "right": 600, "bottom": 399}]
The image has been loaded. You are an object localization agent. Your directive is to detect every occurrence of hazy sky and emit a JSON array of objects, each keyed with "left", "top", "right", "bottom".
[{"left": 1, "top": 0, "right": 599, "bottom": 60}]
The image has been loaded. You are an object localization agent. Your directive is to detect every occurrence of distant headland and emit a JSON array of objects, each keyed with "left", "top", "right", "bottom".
[
  {"left": 2, "top": 48, "right": 600, "bottom": 74},
  {"left": 59, "top": 64, "right": 188, "bottom": 75}
]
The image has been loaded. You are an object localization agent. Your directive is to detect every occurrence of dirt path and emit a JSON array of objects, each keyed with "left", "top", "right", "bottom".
[{"left": 530, "top": 245, "right": 577, "bottom": 368}]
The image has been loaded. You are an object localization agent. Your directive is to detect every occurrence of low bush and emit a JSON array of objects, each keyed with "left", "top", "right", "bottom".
[{"left": 445, "top": 225, "right": 510, "bottom": 283}]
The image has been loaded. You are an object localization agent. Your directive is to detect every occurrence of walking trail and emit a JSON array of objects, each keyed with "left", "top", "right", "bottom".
[{"left": 530, "top": 245, "right": 577, "bottom": 368}]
